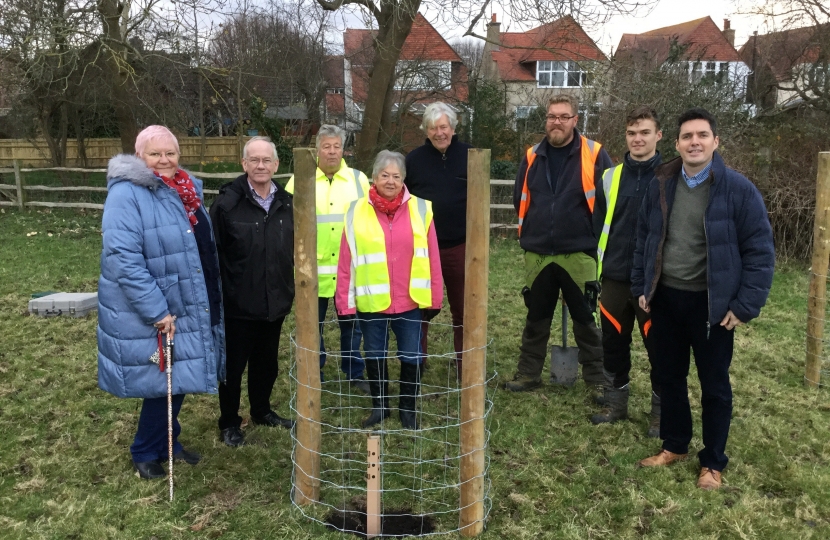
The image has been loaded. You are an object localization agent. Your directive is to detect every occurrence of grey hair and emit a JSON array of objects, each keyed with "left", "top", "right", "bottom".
[
  {"left": 243, "top": 136, "right": 278, "bottom": 160},
  {"left": 315, "top": 124, "right": 347, "bottom": 151},
  {"left": 372, "top": 150, "right": 406, "bottom": 181},
  {"left": 420, "top": 102, "right": 458, "bottom": 132}
]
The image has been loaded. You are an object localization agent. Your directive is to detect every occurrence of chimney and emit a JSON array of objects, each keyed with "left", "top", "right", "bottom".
[
  {"left": 487, "top": 13, "right": 501, "bottom": 51},
  {"left": 723, "top": 19, "right": 735, "bottom": 46}
]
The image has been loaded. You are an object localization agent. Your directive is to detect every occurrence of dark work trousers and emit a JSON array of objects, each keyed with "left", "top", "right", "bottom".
[
  {"left": 599, "top": 277, "right": 659, "bottom": 392},
  {"left": 318, "top": 296, "right": 365, "bottom": 381},
  {"left": 651, "top": 285, "right": 734, "bottom": 471},
  {"left": 420, "top": 243, "right": 466, "bottom": 360},
  {"left": 131, "top": 394, "right": 185, "bottom": 462},
  {"left": 218, "top": 317, "right": 285, "bottom": 430},
  {"left": 518, "top": 261, "right": 602, "bottom": 378}
]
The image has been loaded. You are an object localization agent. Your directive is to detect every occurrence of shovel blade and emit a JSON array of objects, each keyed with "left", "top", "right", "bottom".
[{"left": 550, "top": 346, "right": 579, "bottom": 386}]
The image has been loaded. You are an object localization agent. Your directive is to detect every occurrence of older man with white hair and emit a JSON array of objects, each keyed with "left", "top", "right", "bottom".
[
  {"left": 404, "top": 102, "right": 472, "bottom": 378},
  {"left": 286, "top": 125, "right": 371, "bottom": 392}
]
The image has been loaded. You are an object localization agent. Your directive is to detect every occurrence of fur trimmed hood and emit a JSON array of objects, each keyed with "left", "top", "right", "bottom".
[{"left": 106, "top": 154, "right": 161, "bottom": 190}]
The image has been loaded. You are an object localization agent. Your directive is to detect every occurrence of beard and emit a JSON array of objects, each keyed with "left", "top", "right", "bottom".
[{"left": 547, "top": 127, "right": 573, "bottom": 147}]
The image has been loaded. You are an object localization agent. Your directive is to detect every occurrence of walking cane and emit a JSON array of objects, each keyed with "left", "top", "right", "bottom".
[{"left": 165, "top": 331, "right": 174, "bottom": 502}]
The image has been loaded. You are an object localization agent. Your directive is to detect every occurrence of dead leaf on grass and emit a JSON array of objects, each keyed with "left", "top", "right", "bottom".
[
  {"left": 508, "top": 492, "right": 531, "bottom": 505},
  {"left": 186, "top": 490, "right": 242, "bottom": 531},
  {"left": 14, "top": 477, "right": 46, "bottom": 493}
]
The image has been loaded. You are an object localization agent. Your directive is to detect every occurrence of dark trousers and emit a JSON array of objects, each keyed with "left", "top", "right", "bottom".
[
  {"left": 131, "top": 394, "right": 185, "bottom": 462},
  {"left": 319, "top": 297, "right": 365, "bottom": 380},
  {"left": 651, "top": 285, "right": 734, "bottom": 471},
  {"left": 420, "top": 243, "right": 466, "bottom": 360},
  {"left": 218, "top": 317, "right": 285, "bottom": 430},
  {"left": 600, "top": 277, "right": 658, "bottom": 392},
  {"left": 361, "top": 308, "right": 424, "bottom": 365},
  {"left": 518, "top": 261, "right": 602, "bottom": 378}
]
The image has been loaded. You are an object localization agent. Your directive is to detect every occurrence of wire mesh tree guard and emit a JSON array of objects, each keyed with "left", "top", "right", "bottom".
[{"left": 288, "top": 320, "right": 496, "bottom": 537}]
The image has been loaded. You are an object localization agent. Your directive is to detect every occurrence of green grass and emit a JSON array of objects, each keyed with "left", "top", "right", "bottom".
[{"left": 1, "top": 208, "right": 829, "bottom": 539}]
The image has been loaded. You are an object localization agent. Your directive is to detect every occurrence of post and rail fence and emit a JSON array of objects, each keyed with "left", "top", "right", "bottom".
[{"left": 0, "top": 161, "right": 520, "bottom": 228}]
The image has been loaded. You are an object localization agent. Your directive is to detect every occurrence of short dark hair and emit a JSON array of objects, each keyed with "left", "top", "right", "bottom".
[
  {"left": 626, "top": 106, "right": 661, "bottom": 130},
  {"left": 547, "top": 94, "right": 579, "bottom": 116},
  {"left": 677, "top": 107, "right": 718, "bottom": 137}
]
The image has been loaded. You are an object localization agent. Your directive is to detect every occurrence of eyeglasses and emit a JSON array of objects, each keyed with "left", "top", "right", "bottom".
[
  {"left": 546, "top": 114, "right": 576, "bottom": 123},
  {"left": 246, "top": 158, "right": 275, "bottom": 166}
]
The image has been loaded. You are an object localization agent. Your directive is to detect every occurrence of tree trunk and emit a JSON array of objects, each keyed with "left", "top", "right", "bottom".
[{"left": 98, "top": 0, "right": 139, "bottom": 153}]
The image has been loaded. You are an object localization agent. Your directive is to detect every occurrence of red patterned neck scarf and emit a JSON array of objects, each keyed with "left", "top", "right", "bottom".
[
  {"left": 369, "top": 185, "right": 404, "bottom": 222},
  {"left": 157, "top": 169, "right": 201, "bottom": 226}
]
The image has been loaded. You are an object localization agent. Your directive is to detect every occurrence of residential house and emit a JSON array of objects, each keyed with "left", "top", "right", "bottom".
[
  {"left": 323, "top": 55, "right": 347, "bottom": 128},
  {"left": 343, "top": 13, "right": 469, "bottom": 150},
  {"left": 615, "top": 17, "right": 749, "bottom": 99},
  {"left": 480, "top": 14, "right": 608, "bottom": 133},
  {"left": 738, "top": 24, "right": 828, "bottom": 110}
]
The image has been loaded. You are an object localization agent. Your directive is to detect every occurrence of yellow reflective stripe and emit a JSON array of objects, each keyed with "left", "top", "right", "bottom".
[
  {"left": 353, "top": 169, "right": 364, "bottom": 198},
  {"left": 414, "top": 248, "right": 429, "bottom": 258},
  {"left": 597, "top": 164, "right": 623, "bottom": 280},
  {"left": 410, "top": 278, "right": 431, "bottom": 289},
  {"left": 356, "top": 284, "right": 390, "bottom": 297},
  {"left": 317, "top": 214, "right": 345, "bottom": 224},
  {"left": 356, "top": 253, "right": 386, "bottom": 266},
  {"left": 318, "top": 265, "right": 338, "bottom": 275}
]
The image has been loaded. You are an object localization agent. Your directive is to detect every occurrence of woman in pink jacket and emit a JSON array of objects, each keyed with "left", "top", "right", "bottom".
[{"left": 336, "top": 150, "right": 443, "bottom": 430}]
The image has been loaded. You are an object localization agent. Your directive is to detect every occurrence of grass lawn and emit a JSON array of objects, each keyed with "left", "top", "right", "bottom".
[{"left": 1, "top": 208, "right": 829, "bottom": 539}]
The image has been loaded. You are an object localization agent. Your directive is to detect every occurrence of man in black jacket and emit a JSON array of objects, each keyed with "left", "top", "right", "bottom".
[
  {"left": 210, "top": 136, "right": 295, "bottom": 447},
  {"left": 590, "top": 106, "right": 662, "bottom": 435},
  {"left": 405, "top": 102, "right": 472, "bottom": 377},
  {"left": 505, "top": 94, "right": 613, "bottom": 392}
]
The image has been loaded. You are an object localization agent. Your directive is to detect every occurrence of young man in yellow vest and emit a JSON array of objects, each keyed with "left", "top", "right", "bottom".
[
  {"left": 506, "top": 95, "right": 613, "bottom": 392},
  {"left": 286, "top": 125, "right": 371, "bottom": 392},
  {"left": 591, "top": 106, "right": 662, "bottom": 435}
]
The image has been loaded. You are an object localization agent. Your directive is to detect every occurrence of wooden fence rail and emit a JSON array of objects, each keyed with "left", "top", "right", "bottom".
[{"left": 0, "top": 163, "right": 519, "bottom": 228}]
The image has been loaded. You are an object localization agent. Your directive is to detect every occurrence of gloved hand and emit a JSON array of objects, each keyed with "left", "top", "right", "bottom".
[{"left": 421, "top": 308, "right": 441, "bottom": 322}]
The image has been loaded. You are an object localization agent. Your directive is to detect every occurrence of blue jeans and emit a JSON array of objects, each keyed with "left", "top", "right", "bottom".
[
  {"left": 319, "top": 297, "right": 365, "bottom": 380},
  {"left": 359, "top": 308, "right": 423, "bottom": 365},
  {"left": 130, "top": 394, "right": 185, "bottom": 463}
]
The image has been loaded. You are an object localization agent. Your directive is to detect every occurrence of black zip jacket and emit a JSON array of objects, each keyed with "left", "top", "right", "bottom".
[
  {"left": 513, "top": 129, "right": 613, "bottom": 256},
  {"left": 602, "top": 151, "right": 661, "bottom": 282},
  {"left": 404, "top": 135, "right": 472, "bottom": 249},
  {"left": 210, "top": 174, "right": 295, "bottom": 321}
]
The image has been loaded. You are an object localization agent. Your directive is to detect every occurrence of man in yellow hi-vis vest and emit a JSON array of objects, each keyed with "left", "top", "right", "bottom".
[
  {"left": 286, "top": 125, "right": 371, "bottom": 392},
  {"left": 506, "top": 94, "right": 612, "bottom": 393}
]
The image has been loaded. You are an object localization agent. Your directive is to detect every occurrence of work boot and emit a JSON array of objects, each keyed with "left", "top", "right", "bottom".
[
  {"left": 363, "top": 359, "right": 390, "bottom": 428},
  {"left": 590, "top": 385, "right": 629, "bottom": 424},
  {"left": 398, "top": 362, "right": 421, "bottom": 429},
  {"left": 591, "top": 369, "right": 614, "bottom": 405},
  {"left": 504, "top": 374, "right": 542, "bottom": 392},
  {"left": 648, "top": 392, "right": 661, "bottom": 438}
]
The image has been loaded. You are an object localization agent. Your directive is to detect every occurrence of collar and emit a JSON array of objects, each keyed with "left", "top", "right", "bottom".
[
  {"left": 247, "top": 177, "right": 276, "bottom": 198},
  {"left": 681, "top": 159, "right": 713, "bottom": 188},
  {"left": 316, "top": 158, "right": 349, "bottom": 181},
  {"left": 624, "top": 151, "right": 662, "bottom": 171}
]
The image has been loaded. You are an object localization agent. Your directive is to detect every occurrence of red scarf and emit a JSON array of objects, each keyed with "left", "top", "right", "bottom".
[
  {"left": 158, "top": 169, "right": 201, "bottom": 226},
  {"left": 369, "top": 185, "right": 404, "bottom": 222}
]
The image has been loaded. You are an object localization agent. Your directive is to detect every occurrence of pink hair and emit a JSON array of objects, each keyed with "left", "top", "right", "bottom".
[{"left": 134, "top": 125, "right": 180, "bottom": 156}]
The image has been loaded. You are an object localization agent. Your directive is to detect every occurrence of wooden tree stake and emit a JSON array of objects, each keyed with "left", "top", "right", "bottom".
[
  {"left": 459, "top": 149, "right": 490, "bottom": 537},
  {"left": 366, "top": 435, "right": 381, "bottom": 538},
  {"left": 807, "top": 152, "right": 830, "bottom": 387},
  {"left": 14, "top": 160, "right": 24, "bottom": 210},
  {"left": 292, "top": 148, "right": 322, "bottom": 503}
]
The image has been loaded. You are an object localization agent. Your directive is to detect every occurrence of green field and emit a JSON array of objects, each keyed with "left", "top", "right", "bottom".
[{"left": 1, "top": 208, "right": 828, "bottom": 539}]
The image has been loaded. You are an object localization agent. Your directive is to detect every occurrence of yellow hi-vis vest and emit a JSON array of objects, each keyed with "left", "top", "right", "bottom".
[
  {"left": 596, "top": 164, "right": 623, "bottom": 280},
  {"left": 344, "top": 195, "right": 433, "bottom": 313},
  {"left": 286, "top": 159, "right": 371, "bottom": 297}
]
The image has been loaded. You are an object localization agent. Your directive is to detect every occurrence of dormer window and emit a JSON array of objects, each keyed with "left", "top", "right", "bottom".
[{"left": 537, "top": 61, "right": 591, "bottom": 88}]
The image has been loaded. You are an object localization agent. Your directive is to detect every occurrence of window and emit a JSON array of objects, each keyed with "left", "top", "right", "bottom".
[
  {"left": 537, "top": 61, "right": 591, "bottom": 88},
  {"left": 687, "top": 61, "right": 730, "bottom": 83},
  {"left": 394, "top": 61, "right": 452, "bottom": 90},
  {"left": 327, "top": 87, "right": 345, "bottom": 94},
  {"left": 578, "top": 103, "right": 601, "bottom": 136},
  {"left": 515, "top": 105, "right": 538, "bottom": 119}
]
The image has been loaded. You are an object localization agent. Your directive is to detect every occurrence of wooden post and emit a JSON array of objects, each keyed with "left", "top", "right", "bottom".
[
  {"left": 13, "top": 160, "right": 24, "bottom": 210},
  {"left": 806, "top": 152, "right": 830, "bottom": 388},
  {"left": 459, "top": 149, "right": 490, "bottom": 537},
  {"left": 366, "top": 435, "right": 381, "bottom": 538},
  {"left": 292, "top": 148, "right": 322, "bottom": 503}
]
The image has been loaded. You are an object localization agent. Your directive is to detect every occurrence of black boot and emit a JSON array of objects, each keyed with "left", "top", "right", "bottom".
[
  {"left": 648, "top": 392, "right": 661, "bottom": 438},
  {"left": 590, "top": 385, "right": 629, "bottom": 424},
  {"left": 362, "top": 359, "right": 390, "bottom": 428},
  {"left": 592, "top": 369, "right": 615, "bottom": 406},
  {"left": 399, "top": 362, "right": 421, "bottom": 429}
]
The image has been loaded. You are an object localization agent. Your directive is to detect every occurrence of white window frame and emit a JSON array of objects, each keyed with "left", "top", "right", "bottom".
[
  {"left": 536, "top": 61, "right": 591, "bottom": 88},
  {"left": 515, "top": 105, "right": 538, "bottom": 119},
  {"left": 394, "top": 60, "right": 452, "bottom": 90}
]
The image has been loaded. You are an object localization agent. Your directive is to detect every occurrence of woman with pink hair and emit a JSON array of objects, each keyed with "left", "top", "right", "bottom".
[{"left": 97, "top": 125, "right": 225, "bottom": 479}]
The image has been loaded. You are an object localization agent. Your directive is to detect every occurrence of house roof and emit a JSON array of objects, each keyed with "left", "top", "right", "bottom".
[
  {"left": 488, "top": 16, "right": 607, "bottom": 82},
  {"left": 344, "top": 14, "right": 462, "bottom": 63},
  {"left": 738, "top": 24, "right": 827, "bottom": 82},
  {"left": 324, "top": 55, "right": 344, "bottom": 87},
  {"left": 616, "top": 16, "right": 742, "bottom": 65}
]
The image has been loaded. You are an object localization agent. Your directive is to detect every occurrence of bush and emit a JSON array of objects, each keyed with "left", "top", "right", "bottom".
[{"left": 491, "top": 160, "right": 518, "bottom": 180}]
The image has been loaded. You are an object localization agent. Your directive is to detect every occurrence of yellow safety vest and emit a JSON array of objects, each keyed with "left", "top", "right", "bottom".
[
  {"left": 596, "top": 164, "right": 623, "bottom": 280},
  {"left": 286, "top": 159, "right": 371, "bottom": 297},
  {"left": 343, "top": 195, "right": 433, "bottom": 313}
]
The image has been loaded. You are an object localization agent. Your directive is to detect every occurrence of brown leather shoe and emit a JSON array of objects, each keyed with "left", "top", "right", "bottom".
[
  {"left": 637, "top": 449, "right": 688, "bottom": 468},
  {"left": 697, "top": 467, "right": 722, "bottom": 490}
]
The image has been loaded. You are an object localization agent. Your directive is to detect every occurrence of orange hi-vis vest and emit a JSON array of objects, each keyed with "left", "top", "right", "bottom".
[{"left": 517, "top": 135, "right": 603, "bottom": 237}]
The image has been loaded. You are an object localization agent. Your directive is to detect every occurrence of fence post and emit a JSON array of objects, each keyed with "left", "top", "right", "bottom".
[
  {"left": 806, "top": 152, "right": 830, "bottom": 388},
  {"left": 292, "top": 147, "right": 321, "bottom": 504},
  {"left": 459, "top": 148, "right": 490, "bottom": 537},
  {"left": 13, "top": 160, "right": 24, "bottom": 210}
]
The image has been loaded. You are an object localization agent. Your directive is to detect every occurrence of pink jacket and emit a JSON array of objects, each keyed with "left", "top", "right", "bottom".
[{"left": 336, "top": 188, "right": 443, "bottom": 315}]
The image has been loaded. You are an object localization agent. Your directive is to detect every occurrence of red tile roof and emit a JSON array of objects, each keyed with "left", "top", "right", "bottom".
[
  {"left": 738, "top": 24, "right": 826, "bottom": 82},
  {"left": 489, "top": 16, "right": 607, "bottom": 82},
  {"left": 616, "top": 16, "right": 742, "bottom": 64}
]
